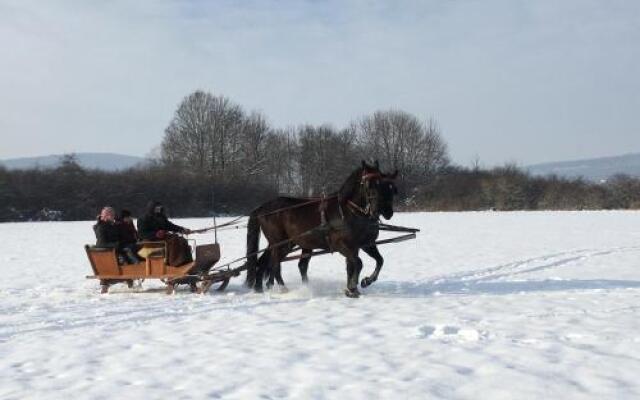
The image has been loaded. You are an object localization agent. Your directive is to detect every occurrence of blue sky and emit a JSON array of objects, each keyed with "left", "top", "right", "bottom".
[{"left": 1, "top": 0, "right": 639, "bottom": 165}]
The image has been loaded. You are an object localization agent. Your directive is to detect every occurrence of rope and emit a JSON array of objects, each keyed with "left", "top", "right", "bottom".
[{"left": 188, "top": 216, "right": 246, "bottom": 234}]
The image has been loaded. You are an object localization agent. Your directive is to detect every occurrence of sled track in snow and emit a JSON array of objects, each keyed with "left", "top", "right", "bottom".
[
  {"left": 428, "top": 245, "right": 640, "bottom": 284},
  {"left": 367, "top": 246, "right": 640, "bottom": 298}
]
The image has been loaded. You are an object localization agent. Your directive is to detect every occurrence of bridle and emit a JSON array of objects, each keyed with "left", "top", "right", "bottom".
[{"left": 346, "top": 171, "right": 390, "bottom": 218}]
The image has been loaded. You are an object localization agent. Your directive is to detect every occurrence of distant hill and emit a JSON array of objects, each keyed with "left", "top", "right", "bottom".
[
  {"left": 527, "top": 153, "right": 640, "bottom": 181},
  {"left": 0, "top": 153, "right": 147, "bottom": 171}
]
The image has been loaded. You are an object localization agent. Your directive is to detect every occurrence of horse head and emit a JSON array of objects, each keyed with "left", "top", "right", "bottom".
[
  {"left": 377, "top": 169, "right": 398, "bottom": 219},
  {"left": 356, "top": 160, "right": 399, "bottom": 220}
]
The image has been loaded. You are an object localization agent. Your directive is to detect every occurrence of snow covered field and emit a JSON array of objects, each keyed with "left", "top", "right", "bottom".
[{"left": 1, "top": 211, "right": 640, "bottom": 399}]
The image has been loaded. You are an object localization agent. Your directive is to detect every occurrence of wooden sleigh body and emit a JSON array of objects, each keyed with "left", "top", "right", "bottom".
[{"left": 85, "top": 241, "right": 227, "bottom": 294}]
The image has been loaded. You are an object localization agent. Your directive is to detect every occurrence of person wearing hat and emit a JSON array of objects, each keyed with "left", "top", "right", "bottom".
[
  {"left": 137, "top": 201, "right": 192, "bottom": 240},
  {"left": 137, "top": 201, "right": 193, "bottom": 266},
  {"left": 94, "top": 206, "right": 129, "bottom": 264}
]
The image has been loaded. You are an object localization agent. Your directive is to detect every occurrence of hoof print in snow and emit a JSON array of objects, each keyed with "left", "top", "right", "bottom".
[{"left": 417, "top": 325, "right": 485, "bottom": 342}]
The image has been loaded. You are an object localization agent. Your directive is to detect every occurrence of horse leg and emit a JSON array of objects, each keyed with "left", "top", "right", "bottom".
[
  {"left": 264, "top": 247, "right": 276, "bottom": 291},
  {"left": 360, "top": 245, "right": 383, "bottom": 288},
  {"left": 270, "top": 246, "right": 288, "bottom": 292},
  {"left": 340, "top": 248, "right": 363, "bottom": 298},
  {"left": 266, "top": 255, "right": 275, "bottom": 290},
  {"left": 298, "top": 249, "right": 311, "bottom": 284},
  {"left": 254, "top": 250, "right": 268, "bottom": 293},
  {"left": 264, "top": 246, "right": 283, "bottom": 290}
]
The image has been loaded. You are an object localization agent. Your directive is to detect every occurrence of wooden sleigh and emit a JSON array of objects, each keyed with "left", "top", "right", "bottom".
[{"left": 85, "top": 241, "right": 227, "bottom": 294}]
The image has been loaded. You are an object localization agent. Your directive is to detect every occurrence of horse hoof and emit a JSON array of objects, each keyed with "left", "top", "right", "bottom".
[
  {"left": 344, "top": 288, "right": 360, "bottom": 298},
  {"left": 361, "top": 277, "right": 374, "bottom": 288},
  {"left": 279, "top": 286, "right": 289, "bottom": 294}
]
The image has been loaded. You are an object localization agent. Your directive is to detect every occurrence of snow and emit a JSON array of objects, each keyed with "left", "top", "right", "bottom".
[{"left": 1, "top": 211, "right": 640, "bottom": 399}]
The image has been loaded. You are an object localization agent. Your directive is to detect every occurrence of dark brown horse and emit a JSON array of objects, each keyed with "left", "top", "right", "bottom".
[{"left": 244, "top": 161, "right": 398, "bottom": 297}]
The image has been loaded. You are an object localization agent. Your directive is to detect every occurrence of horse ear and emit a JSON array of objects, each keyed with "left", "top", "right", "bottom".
[
  {"left": 361, "top": 160, "right": 367, "bottom": 169},
  {"left": 374, "top": 160, "right": 379, "bottom": 169},
  {"left": 391, "top": 170, "right": 398, "bottom": 179}
]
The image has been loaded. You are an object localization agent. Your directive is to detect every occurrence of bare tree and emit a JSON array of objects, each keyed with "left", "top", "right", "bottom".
[
  {"left": 161, "top": 91, "right": 247, "bottom": 179},
  {"left": 237, "top": 111, "right": 270, "bottom": 179},
  {"left": 264, "top": 128, "right": 300, "bottom": 194},
  {"left": 161, "top": 91, "right": 216, "bottom": 173},
  {"left": 352, "top": 110, "right": 449, "bottom": 187},
  {"left": 298, "top": 125, "right": 359, "bottom": 196},
  {"left": 207, "top": 96, "right": 244, "bottom": 177}
]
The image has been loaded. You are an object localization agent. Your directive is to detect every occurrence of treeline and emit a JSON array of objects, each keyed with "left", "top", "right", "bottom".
[
  {"left": 3, "top": 157, "right": 639, "bottom": 223},
  {"left": 1, "top": 90, "right": 639, "bottom": 222},
  {"left": 0, "top": 156, "right": 276, "bottom": 221},
  {"left": 418, "top": 164, "right": 640, "bottom": 211}
]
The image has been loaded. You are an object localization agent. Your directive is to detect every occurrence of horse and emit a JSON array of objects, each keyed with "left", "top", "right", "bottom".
[
  {"left": 295, "top": 168, "right": 398, "bottom": 289},
  {"left": 244, "top": 161, "right": 398, "bottom": 297}
]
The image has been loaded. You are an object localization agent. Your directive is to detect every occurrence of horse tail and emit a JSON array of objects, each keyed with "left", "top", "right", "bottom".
[{"left": 244, "top": 210, "right": 260, "bottom": 288}]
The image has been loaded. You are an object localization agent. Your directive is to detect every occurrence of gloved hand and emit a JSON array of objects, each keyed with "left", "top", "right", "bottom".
[
  {"left": 156, "top": 230, "right": 166, "bottom": 239},
  {"left": 183, "top": 228, "right": 192, "bottom": 235}
]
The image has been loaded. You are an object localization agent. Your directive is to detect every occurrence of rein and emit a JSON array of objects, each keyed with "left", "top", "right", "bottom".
[
  {"left": 257, "top": 196, "right": 338, "bottom": 218},
  {"left": 187, "top": 216, "right": 246, "bottom": 234}
]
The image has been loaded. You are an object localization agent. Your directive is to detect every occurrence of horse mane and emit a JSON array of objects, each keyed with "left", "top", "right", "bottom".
[{"left": 337, "top": 166, "right": 364, "bottom": 202}]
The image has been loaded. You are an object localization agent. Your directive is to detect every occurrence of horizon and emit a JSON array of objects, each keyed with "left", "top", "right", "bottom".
[
  {"left": 1, "top": 1, "right": 639, "bottom": 166},
  {"left": 4, "top": 150, "right": 640, "bottom": 171}
]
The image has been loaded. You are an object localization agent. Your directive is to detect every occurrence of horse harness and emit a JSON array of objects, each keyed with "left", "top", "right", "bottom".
[
  {"left": 318, "top": 171, "right": 384, "bottom": 251},
  {"left": 254, "top": 170, "right": 387, "bottom": 253}
]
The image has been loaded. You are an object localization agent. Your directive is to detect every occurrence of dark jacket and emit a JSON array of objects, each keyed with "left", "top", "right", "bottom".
[
  {"left": 94, "top": 219, "right": 121, "bottom": 248},
  {"left": 118, "top": 220, "right": 139, "bottom": 245},
  {"left": 137, "top": 201, "right": 186, "bottom": 240}
]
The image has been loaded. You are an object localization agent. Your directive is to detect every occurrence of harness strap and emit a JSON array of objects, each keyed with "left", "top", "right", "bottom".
[
  {"left": 347, "top": 200, "right": 370, "bottom": 216},
  {"left": 361, "top": 172, "right": 382, "bottom": 182}
]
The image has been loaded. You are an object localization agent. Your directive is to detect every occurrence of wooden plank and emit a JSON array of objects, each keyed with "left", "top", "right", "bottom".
[
  {"left": 86, "top": 261, "right": 195, "bottom": 280},
  {"left": 149, "top": 257, "right": 165, "bottom": 275},
  {"left": 378, "top": 224, "right": 420, "bottom": 233},
  {"left": 87, "top": 248, "right": 121, "bottom": 276},
  {"left": 374, "top": 233, "right": 416, "bottom": 245},
  {"left": 165, "top": 262, "right": 194, "bottom": 276},
  {"left": 87, "top": 273, "right": 198, "bottom": 280},
  {"left": 84, "top": 245, "right": 99, "bottom": 276},
  {"left": 120, "top": 263, "right": 145, "bottom": 276}
]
